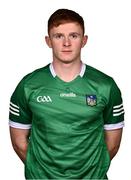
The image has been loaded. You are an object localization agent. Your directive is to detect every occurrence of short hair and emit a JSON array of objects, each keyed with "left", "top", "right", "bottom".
[{"left": 48, "top": 9, "right": 85, "bottom": 35}]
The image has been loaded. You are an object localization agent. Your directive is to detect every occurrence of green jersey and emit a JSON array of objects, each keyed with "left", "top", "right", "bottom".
[{"left": 9, "top": 63, "right": 124, "bottom": 179}]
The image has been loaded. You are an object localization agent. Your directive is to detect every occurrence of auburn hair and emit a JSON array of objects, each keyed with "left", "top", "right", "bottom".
[{"left": 48, "top": 9, "right": 85, "bottom": 35}]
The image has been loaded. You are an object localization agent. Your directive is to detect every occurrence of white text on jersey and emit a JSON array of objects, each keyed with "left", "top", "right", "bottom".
[
  {"left": 60, "top": 92, "right": 76, "bottom": 97},
  {"left": 37, "top": 96, "right": 52, "bottom": 103}
]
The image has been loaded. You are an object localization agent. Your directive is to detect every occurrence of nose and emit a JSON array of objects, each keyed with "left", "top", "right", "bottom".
[{"left": 63, "top": 37, "right": 71, "bottom": 47}]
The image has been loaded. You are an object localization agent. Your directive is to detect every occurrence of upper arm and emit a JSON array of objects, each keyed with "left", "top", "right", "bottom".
[
  {"left": 10, "top": 127, "right": 30, "bottom": 148},
  {"left": 105, "top": 128, "right": 123, "bottom": 149},
  {"left": 9, "top": 127, "right": 31, "bottom": 162},
  {"left": 103, "top": 79, "right": 124, "bottom": 159},
  {"left": 104, "top": 128, "right": 123, "bottom": 160}
]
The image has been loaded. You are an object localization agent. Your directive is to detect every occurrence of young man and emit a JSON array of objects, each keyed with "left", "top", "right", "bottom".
[{"left": 9, "top": 9, "right": 124, "bottom": 179}]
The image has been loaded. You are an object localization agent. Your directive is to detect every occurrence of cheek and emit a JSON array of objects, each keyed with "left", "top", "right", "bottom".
[
  {"left": 73, "top": 41, "right": 83, "bottom": 50},
  {"left": 52, "top": 43, "right": 61, "bottom": 55},
  {"left": 51, "top": 41, "right": 61, "bottom": 49}
]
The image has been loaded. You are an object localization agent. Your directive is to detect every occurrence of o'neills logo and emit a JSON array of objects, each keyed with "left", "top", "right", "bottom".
[{"left": 60, "top": 92, "right": 76, "bottom": 97}]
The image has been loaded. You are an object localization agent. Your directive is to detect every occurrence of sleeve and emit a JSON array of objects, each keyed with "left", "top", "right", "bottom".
[
  {"left": 103, "top": 79, "right": 125, "bottom": 130},
  {"left": 9, "top": 77, "right": 32, "bottom": 129}
]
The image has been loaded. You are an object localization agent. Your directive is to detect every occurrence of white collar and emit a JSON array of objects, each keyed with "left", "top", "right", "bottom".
[{"left": 49, "top": 63, "right": 86, "bottom": 78}]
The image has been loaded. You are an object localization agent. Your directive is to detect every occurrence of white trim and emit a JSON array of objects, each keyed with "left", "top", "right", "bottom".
[
  {"left": 9, "top": 120, "right": 32, "bottom": 129},
  {"left": 113, "top": 103, "right": 123, "bottom": 109},
  {"left": 79, "top": 63, "right": 86, "bottom": 77},
  {"left": 113, "top": 111, "right": 125, "bottom": 117},
  {"left": 49, "top": 63, "right": 56, "bottom": 77},
  {"left": 49, "top": 63, "right": 86, "bottom": 78},
  {"left": 9, "top": 109, "right": 19, "bottom": 116},
  {"left": 104, "top": 121, "right": 124, "bottom": 130},
  {"left": 10, "top": 102, "right": 19, "bottom": 109},
  {"left": 113, "top": 107, "right": 124, "bottom": 113},
  {"left": 10, "top": 106, "right": 19, "bottom": 113}
]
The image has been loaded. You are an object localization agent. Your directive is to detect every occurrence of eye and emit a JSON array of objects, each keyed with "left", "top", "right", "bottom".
[
  {"left": 53, "top": 34, "right": 64, "bottom": 39},
  {"left": 69, "top": 33, "right": 79, "bottom": 39}
]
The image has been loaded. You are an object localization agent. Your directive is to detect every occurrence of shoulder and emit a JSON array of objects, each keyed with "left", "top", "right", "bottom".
[
  {"left": 13, "top": 64, "right": 51, "bottom": 93},
  {"left": 19, "top": 64, "right": 50, "bottom": 86},
  {"left": 84, "top": 64, "right": 115, "bottom": 85}
]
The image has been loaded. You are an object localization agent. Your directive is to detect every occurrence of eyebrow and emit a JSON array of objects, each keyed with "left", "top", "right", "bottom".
[
  {"left": 52, "top": 32, "right": 81, "bottom": 36},
  {"left": 69, "top": 32, "right": 81, "bottom": 36}
]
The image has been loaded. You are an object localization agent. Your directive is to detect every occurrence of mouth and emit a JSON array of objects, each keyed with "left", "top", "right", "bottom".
[{"left": 61, "top": 50, "right": 72, "bottom": 53}]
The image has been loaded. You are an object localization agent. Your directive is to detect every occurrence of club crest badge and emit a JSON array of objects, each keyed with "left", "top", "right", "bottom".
[{"left": 86, "top": 95, "right": 97, "bottom": 106}]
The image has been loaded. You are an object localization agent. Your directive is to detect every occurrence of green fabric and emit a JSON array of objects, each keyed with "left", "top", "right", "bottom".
[{"left": 9, "top": 64, "right": 124, "bottom": 179}]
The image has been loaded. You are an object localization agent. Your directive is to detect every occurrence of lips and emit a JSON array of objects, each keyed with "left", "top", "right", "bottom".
[{"left": 61, "top": 50, "right": 72, "bottom": 53}]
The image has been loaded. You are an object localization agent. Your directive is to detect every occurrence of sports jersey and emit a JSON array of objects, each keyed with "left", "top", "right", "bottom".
[{"left": 9, "top": 63, "right": 124, "bottom": 179}]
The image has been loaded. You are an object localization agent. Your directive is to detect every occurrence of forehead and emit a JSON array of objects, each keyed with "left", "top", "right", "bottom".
[{"left": 49, "top": 22, "right": 83, "bottom": 35}]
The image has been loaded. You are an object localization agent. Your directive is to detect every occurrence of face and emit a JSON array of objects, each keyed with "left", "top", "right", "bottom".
[{"left": 45, "top": 22, "right": 88, "bottom": 64}]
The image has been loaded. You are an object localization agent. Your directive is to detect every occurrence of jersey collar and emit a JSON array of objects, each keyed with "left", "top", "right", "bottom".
[{"left": 49, "top": 63, "right": 86, "bottom": 78}]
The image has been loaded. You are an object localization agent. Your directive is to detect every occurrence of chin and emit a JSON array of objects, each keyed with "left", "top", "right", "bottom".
[
  {"left": 61, "top": 60, "right": 74, "bottom": 64},
  {"left": 59, "top": 58, "right": 76, "bottom": 64}
]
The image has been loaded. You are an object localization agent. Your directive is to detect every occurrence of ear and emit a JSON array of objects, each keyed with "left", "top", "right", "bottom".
[
  {"left": 82, "top": 35, "right": 88, "bottom": 48},
  {"left": 45, "top": 36, "right": 52, "bottom": 48}
]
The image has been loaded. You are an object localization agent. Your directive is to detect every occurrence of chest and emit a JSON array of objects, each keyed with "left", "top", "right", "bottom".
[{"left": 28, "top": 82, "right": 107, "bottom": 131}]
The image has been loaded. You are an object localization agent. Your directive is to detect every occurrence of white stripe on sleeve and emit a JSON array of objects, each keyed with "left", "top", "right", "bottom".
[
  {"left": 104, "top": 121, "right": 124, "bottom": 130},
  {"left": 9, "top": 120, "right": 32, "bottom": 129},
  {"left": 113, "top": 103, "right": 124, "bottom": 117},
  {"left": 10, "top": 102, "right": 20, "bottom": 116}
]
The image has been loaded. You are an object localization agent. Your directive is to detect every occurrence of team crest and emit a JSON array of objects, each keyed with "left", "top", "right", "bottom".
[{"left": 86, "top": 95, "right": 97, "bottom": 106}]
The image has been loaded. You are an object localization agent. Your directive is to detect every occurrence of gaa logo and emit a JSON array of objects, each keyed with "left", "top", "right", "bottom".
[{"left": 37, "top": 96, "right": 52, "bottom": 103}]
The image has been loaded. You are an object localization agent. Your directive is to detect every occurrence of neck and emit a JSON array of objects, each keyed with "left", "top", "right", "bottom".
[{"left": 52, "top": 60, "right": 82, "bottom": 82}]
